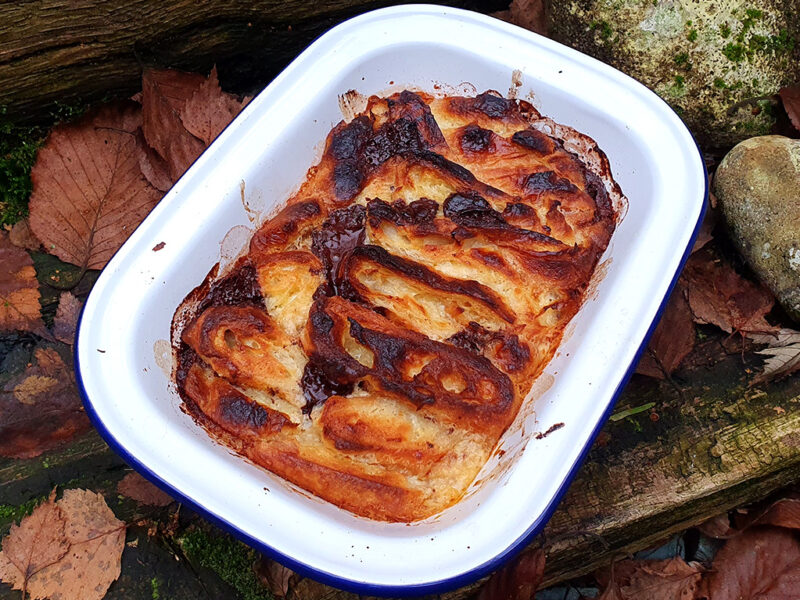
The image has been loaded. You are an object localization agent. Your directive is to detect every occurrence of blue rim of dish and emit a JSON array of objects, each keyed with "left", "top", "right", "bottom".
[{"left": 73, "top": 12, "right": 710, "bottom": 599}]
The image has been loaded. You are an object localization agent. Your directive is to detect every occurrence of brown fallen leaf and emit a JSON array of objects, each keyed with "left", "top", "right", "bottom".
[
  {"left": 53, "top": 291, "right": 83, "bottom": 345},
  {"left": 0, "top": 345, "right": 91, "bottom": 458},
  {"left": 681, "top": 248, "right": 777, "bottom": 336},
  {"left": 747, "top": 329, "right": 800, "bottom": 383},
  {"left": 0, "top": 231, "right": 45, "bottom": 334},
  {"left": 737, "top": 497, "right": 800, "bottom": 531},
  {"left": 0, "top": 491, "right": 68, "bottom": 599},
  {"left": 117, "top": 472, "right": 173, "bottom": 507},
  {"left": 507, "top": 0, "right": 547, "bottom": 36},
  {"left": 779, "top": 85, "right": 800, "bottom": 133},
  {"left": 691, "top": 210, "right": 716, "bottom": 255},
  {"left": 701, "top": 527, "right": 800, "bottom": 599},
  {"left": 254, "top": 556, "right": 297, "bottom": 599},
  {"left": 135, "top": 129, "right": 173, "bottom": 192},
  {"left": 142, "top": 69, "right": 206, "bottom": 182},
  {"left": 28, "top": 100, "right": 162, "bottom": 271},
  {"left": 478, "top": 548, "right": 545, "bottom": 600},
  {"left": 181, "top": 66, "right": 248, "bottom": 146},
  {"left": 8, "top": 219, "right": 41, "bottom": 251},
  {"left": 0, "top": 489, "right": 126, "bottom": 600},
  {"left": 597, "top": 557, "right": 703, "bottom": 600},
  {"left": 636, "top": 283, "right": 695, "bottom": 379}
]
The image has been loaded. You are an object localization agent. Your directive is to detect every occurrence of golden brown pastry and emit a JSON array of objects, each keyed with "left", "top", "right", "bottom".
[{"left": 172, "top": 90, "right": 621, "bottom": 522}]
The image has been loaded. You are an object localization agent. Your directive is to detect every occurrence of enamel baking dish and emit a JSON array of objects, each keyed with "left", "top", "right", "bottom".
[{"left": 76, "top": 5, "right": 706, "bottom": 595}]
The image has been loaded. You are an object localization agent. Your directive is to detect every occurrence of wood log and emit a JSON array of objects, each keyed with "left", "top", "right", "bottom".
[
  {"left": 0, "top": 0, "right": 502, "bottom": 124},
  {"left": 2, "top": 336, "right": 800, "bottom": 598}
]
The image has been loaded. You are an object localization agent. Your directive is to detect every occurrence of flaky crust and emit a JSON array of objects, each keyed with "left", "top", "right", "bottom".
[{"left": 172, "top": 90, "right": 621, "bottom": 522}]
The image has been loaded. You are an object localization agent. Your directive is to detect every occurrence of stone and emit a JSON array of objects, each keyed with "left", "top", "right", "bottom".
[
  {"left": 547, "top": 0, "right": 800, "bottom": 148},
  {"left": 714, "top": 135, "right": 800, "bottom": 322}
]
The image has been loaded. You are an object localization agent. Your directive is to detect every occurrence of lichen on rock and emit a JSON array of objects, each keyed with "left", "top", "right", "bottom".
[{"left": 547, "top": 0, "right": 800, "bottom": 147}]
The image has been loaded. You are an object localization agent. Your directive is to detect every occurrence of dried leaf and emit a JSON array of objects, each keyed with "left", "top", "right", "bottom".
[
  {"left": 53, "top": 291, "right": 82, "bottom": 345},
  {"left": 779, "top": 86, "right": 800, "bottom": 133},
  {"left": 135, "top": 129, "right": 173, "bottom": 192},
  {"left": 742, "top": 498, "right": 800, "bottom": 531},
  {"left": 703, "top": 527, "right": 800, "bottom": 599},
  {"left": 254, "top": 556, "right": 296, "bottom": 599},
  {"left": 0, "top": 231, "right": 44, "bottom": 334},
  {"left": 117, "top": 472, "right": 173, "bottom": 507},
  {"left": 181, "top": 66, "right": 247, "bottom": 145},
  {"left": 508, "top": 0, "right": 547, "bottom": 36},
  {"left": 691, "top": 211, "right": 716, "bottom": 254},
  {"left": 0, "top": 489, "right": 125, "bottom": 600},
  {"left": 478, "top": 548, "right": 546, "bottom": 600},
  {"left": 0, "top": 345, "right": 90, "bottom": 458},
  {"left": 682, "top": 248, "right": 777, "bottom": 335},
  {"left": 142, "top": 69, "right": 206, "bottom": 181},
  {"left": 9, "top": 219, "right": 41, "bottom": 251},
  {"left": 0, "top": 491, "right": 69, "bottom": 596},
  {"left": 698, "top": 512, "right": 737, "bottom": 539},
  {"left": 28, "top": 100, "right": 162, "bottom": 270},
  {"left": 597, "top": 558, "right": 703, "bottom": 600},
  {"left": 636, "top": 284, "right": 695, "bottom": 378}
]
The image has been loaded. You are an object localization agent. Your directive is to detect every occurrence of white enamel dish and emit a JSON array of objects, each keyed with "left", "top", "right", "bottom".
[{"left": 76, "top": 5, "right": 707, "bottom": 595}]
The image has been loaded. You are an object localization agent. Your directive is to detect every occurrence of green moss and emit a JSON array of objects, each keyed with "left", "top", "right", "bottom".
[
  {"left": 723, "top": 42, "right": 747, "bottom": 61},
  {"left": 0, "top": 110, "right": 43, "bottom": 227},
  {"left": 151, "top": 577, "right": 161, "bottom": 600},
  {"left": 687, "top": 29, "right": 698, "bottom": 42},
  {"left": 0, "top": 102, "right": 88, "bottom": 228},
  {"left": 673, "top": 52, "right": 690, "bottom": 67},
  {"left": 180, "top": 528, "right": 270, "bottom": 600},
  {"left": 720, "top": 23, "right": 732, "bottom": 38},
  {"left": 0, "top": 498, "right": 40, "bottom": 524},
  {"left": 590, "top": 20, "right": 614, "bottom": 41},
  {"left": 713, "top": 77, "right": 728, "bottom": 89}
]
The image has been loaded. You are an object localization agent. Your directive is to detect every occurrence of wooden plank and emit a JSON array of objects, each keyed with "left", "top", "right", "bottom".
[
  {"left": 2, "top": 335, "right": 799, "bottom": 597},
  {"left": 0, "top": 0, "right": 501, "bottom": 123}
]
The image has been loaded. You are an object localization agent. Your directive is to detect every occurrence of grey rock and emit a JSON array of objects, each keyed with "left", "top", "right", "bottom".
[
  {"left": 715, "top": 135, "right": 800, "bottom": 322},
  {"left": 547, "top": 0, "right": 800, "bottom": 148}
]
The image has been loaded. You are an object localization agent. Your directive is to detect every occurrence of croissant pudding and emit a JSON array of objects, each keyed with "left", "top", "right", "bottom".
[{"left": 172, "top": 89, "right": 623, "bottom": 522}]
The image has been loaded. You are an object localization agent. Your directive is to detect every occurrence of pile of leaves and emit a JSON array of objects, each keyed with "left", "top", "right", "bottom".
[{"left": 0, "top": 67, "right": 248, "bottom": 461}]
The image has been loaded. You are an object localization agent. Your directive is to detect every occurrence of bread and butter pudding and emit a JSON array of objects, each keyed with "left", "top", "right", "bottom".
[{"left": 172, "top": 89, "right": 622, "bottom": 522}]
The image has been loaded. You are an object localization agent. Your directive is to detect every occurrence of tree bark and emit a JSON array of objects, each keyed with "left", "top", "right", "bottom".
[{"left": 0, "top": 0, "right": 501, "bottom": 124}]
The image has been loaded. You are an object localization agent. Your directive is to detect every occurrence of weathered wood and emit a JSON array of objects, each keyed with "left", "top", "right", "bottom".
[
  {"left": 2, "top": 336, "right": 799, "bottom": 598},
  {"left": 0, "top": 0, "right": 502, "bottom": 123}
]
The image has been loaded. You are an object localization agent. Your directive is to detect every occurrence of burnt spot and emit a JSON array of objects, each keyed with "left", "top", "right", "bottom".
[
  {"left": 386, "top": 91, "right": 446, "bottom": 149},
  {"left": 522, "top": 171, "right": 578, "bottom": 195},
  {"left": 175, "top": 343, "right": 198, "bottom": 394},
  {"left": 503, "top": 202, "right": 535, "bottom": 218},
  {"left": 300, "top": 360, "right": 356, "bottom": 415},
  {"left": 330, "top": 116, "right": 372, "bottom": 160},
  {"left": 446, "top": 322, "right": 530, "bottom": 373},
  {"left": 199, "top": 263, "right": 262, "bottom": 312},
  {"left": 459, "top": 125, "right": 494, "bottom": 153},
  {"left": 475, "top": 93, "right": 516, "bottom": 118},
  {"left": 366, "top": 198, "right": 439, "bottom": 228},
  {"left": 444, "top": 192, "right": 507, "bottom": 229},
  {"left": 311, "top": 205, "right": 366, "bottom": 296},
  {"left": 364, "top": 118, "right": 426, "bottom": 166},
  {"left": 330, "top": 117, "right": 372, "bottom": 200},
  {"left": 511, "top": 129, "right": 554, "bottom": 154},
  {"left": 585, "top": 170, "right": 613, "bottom": 220},
  {"left": 219, "top": 393, "right": 269, "bottom": 429}
]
